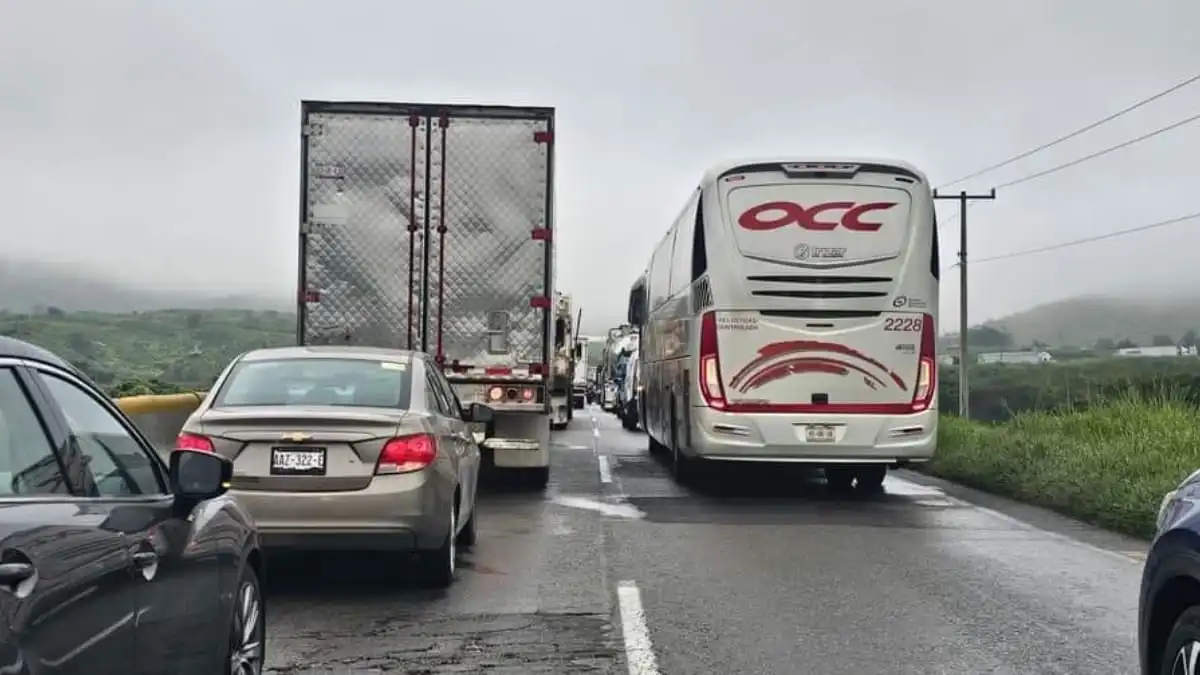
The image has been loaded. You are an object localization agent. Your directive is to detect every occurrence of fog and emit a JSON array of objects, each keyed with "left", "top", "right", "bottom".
[{"left": 2, "top": 0, "right": 1199, "bottom": 332}]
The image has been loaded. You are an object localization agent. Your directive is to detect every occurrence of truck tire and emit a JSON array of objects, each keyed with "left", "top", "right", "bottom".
[
  {"left": 526, "top": 466, "right": 550, "bottom": 490},
  {"left": 856, "top": 466, "right": 887, "bottom": 493},
  {"left": 621, "top": 411, "right": 638, "bottom": 431}
]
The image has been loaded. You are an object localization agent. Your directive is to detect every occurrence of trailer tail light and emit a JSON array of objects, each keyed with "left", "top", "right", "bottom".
[
  {"left": 521, "top": 387, "right": 535, "bottom": 402},
  {"left": 698, "top": 311, "right": 727, "bottom": 410},
  {"left": 487, "top": 386, "right": 504, "bottom": 402},
  {"left": 911, "top": 313, "right": 936, "bottom": 412},
  {"left": 175, "top": 432, "right": 214, "bottom": 453},
  {"left": 376, "top": 433, "right": 438, "bottom": 474}
]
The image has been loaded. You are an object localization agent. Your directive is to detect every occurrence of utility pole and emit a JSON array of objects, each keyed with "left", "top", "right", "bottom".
[{"left": 932, "top": 188, "right": 997, "bottom": 419}]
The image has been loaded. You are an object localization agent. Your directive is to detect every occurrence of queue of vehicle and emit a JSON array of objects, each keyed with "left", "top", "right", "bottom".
[{"left": 3, "top": 103, "right": 1195, "bottom": 673}]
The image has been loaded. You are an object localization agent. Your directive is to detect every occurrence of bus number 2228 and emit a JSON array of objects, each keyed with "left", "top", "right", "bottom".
[{"left": 883, "top": 317, "right": 922, "bottom": 332}]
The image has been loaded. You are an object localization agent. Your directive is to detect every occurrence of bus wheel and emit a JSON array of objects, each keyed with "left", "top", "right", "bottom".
[
  {"left": 648, "top": 434, "right": 667, "bottom": 456},
  {"left": 671, "top": 445, "right": 693, "bottom": 484},
  {"left": 856, "top": 466, "right": 887, "bottom": 493}
]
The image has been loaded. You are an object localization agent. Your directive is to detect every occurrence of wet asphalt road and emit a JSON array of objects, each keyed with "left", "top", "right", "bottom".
[{"left": 259, "top": 407, "right": 1148, "bottom": 674}]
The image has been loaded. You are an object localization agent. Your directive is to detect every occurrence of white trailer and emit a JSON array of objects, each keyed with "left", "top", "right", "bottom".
[
  {"left": 298, "top": 101, "right": 556, "bottom": 488},
  {"left": 977, "top": 350, "right": 1053, "bottom": 365}
]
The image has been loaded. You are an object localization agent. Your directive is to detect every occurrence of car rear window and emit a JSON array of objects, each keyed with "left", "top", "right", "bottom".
[{"left": 213, "top": 357, "right": 413, "bottom": 409}]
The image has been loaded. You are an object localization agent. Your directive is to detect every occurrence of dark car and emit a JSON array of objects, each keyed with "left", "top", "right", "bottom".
[
  {"left": 1139, "top": 468, "right": 1200, "bottom": 674},
  {"left": 0, "top": 335, "right": 263, "bottom": 674}
]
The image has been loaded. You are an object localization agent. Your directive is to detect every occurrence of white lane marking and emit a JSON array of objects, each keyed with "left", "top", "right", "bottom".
[
  {"left": 552, "top": 495, "right": 644, "bottom": 520},
  {"left": 598, "top": 455, "right": 613, "bottom": 483},
  {"left": 892, "top": 474, "right": 1148, "bottom": 565},
  {"left": 617, "top": 581, "right": 660, "bottom": 675}
]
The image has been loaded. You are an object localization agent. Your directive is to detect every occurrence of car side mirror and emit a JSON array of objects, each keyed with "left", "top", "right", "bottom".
[
  {"left": 169, "top": 449, "right": 232, "bottom": 505},
  {"left": 464, "top": 403, "right": 494, "bottom": 424}
]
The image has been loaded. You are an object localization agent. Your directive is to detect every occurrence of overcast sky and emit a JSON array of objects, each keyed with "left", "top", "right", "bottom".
[{"left": 2, "top": 0, "right": 1199, "bottom": 334}]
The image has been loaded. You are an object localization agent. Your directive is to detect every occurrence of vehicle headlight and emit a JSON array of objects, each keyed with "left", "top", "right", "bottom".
[
  {"left": 1158, "top": 489, "right": 1179, "bottom": 531},
  {"left": 1157, "top": 468, "right": 1200, "bottom": 531}
]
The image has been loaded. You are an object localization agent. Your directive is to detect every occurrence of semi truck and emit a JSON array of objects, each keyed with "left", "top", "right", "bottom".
[
  {"left": 297, "top": 100, "right": 557, "bottom": 488},
  {"left": 572, "top": 336, "right": 590, "bottom": 409},
  {"left": 598, "top": 326, "right": 637, "bottom": 411},
  {"left": 548, "top": 292, "right": 577, "bottom": 431}
]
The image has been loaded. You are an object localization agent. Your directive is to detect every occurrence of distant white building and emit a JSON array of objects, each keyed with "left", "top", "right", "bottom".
[
  {"left": 1114, "top": 345, "right": 1198, "bottom": 358},
  {"left": 977, "top": 351, "right": 1054, "bottom": 365}
]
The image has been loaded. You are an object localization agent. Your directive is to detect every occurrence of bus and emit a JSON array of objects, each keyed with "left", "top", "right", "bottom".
[{"left": 627, "top": 159, "right": 938, "bottom": 491}]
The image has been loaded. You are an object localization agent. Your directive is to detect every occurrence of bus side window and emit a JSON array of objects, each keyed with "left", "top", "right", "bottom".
[
  {"left": 691, "top": 195, "right": 707, "bottom": 281},
  {"left": 628, "top": 283, "right": 647, "bottom": 326},
  {"left": 930, "top": 211, "right": 940, "bottom": 280}
]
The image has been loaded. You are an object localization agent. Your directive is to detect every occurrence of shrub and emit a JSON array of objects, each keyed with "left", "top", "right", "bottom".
[{"left": 926, "top": 390, "right": 1200, "bottom": 538}]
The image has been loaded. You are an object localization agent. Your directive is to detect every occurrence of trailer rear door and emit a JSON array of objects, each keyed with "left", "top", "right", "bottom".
[{"left": 299, "top": 102, "right": 554, "bottom": 379}]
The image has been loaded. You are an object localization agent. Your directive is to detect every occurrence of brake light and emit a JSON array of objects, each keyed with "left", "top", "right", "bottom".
[
  {"left": 521, "top": 387, "right": 535, "bottom": 401},
  {"left": 175, "top": 432, "right": 214, "bottom": 452},
  {"left": 698, "top": 311, "right": 726, "bottom": 409},
  {"left": 376, "top": 433, "right": 438, "bottom": 474},
  {"left": 911, "top": 313, "right": 936, "bottom": 412},
  {"left": 487, "top": 386, "right": 504, "bottom": 402}
]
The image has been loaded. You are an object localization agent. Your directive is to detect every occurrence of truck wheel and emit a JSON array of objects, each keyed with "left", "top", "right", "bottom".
[
  {"left": 621, "top": 412, "right": 638, "bottom": 431},
  {"left": 825, "top": 467, "right": 854, "bottom": 493},
  {"left": 526, "top": 466, "right": 550, "bottom": 490},
  {"left": 856, "top": 466, "right": 887, "bottom": 493}
]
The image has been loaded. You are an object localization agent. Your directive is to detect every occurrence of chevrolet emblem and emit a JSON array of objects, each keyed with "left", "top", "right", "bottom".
[{"left": 282, "top": 432, "right": 311, "bottom": 442}]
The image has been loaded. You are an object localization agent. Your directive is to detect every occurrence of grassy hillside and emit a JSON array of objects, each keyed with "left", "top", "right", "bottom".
[
  {"left": 0, "top": 258, "right": 290, "bottom": 313},
  {"left": 982, "top": 295, "right": 1200, "bottom": 348},
  {"left": 0, "top": 309, "right": 295, "bottom": 395}
]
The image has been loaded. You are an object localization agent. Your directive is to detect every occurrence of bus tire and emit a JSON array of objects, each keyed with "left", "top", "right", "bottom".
[{"left": 668, "top": 396, "right": 694, "bottom": 483}]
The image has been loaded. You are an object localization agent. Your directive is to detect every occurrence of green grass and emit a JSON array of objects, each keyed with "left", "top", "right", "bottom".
[{"left": 925, "top": 390, "right": 1200, "bottom": 539}]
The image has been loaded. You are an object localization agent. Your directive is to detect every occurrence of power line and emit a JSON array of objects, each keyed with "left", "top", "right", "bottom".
[
  {"left": 938, "top": 71, "right": 1200, "bottom": 188},
  {"left": 936, "top": 108, "right": 1200, "bottom": 239},
  {"left": 972, "top": 210, "right": 1200, "bottom": 265},
  {"left": 993, "top": 111, "right": 1200, "bottom": 190}
]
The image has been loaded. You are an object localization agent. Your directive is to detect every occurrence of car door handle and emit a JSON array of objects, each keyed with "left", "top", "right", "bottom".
[
  {"left": 0, "top": 562, "right": 35, "bottom": 587},
  {"left": 132, "top": 551, "right": 158, "bottom": 569}
]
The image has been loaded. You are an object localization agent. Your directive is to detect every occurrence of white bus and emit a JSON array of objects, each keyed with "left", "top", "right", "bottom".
[{"left": 627, "top": 159, "right": 938, "bottom": 491}]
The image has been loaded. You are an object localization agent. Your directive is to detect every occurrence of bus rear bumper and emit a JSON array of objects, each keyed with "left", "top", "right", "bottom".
[{"left": 686, "top": 406, "right": 937, "bottom": 465}]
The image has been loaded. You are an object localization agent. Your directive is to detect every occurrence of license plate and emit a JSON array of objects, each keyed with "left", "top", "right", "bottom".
[
  {"left": 805, "top": 425, "right": 837, "bottom": 443},
  {"left": 270, "top": 447, "right": 327, "bottom": 475}
]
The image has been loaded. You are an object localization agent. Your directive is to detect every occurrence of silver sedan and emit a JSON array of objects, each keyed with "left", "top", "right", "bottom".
[{"left": 176, "top": 345, "right": 488, "bottom": 587}]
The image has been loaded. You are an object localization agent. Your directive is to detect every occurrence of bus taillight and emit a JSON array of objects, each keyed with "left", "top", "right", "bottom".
[
  {"left": 911, "top": 313, "right": 936, "bottom": 412},
  {"left": 699, "top": 311, "right": 727, "bottom": 409}
]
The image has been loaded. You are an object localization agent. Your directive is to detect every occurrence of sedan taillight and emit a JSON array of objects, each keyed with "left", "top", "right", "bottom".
[
  {"left": 375, "top": 433, "right": 438, "bottom": 474},
  {"left": 175, "top": 432, "right": 215, "bottom": 452}
]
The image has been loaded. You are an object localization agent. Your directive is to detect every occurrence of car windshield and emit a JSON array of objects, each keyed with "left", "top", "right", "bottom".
[{"left": 213, "top": 357, "right": 413, "bottom": 409}]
